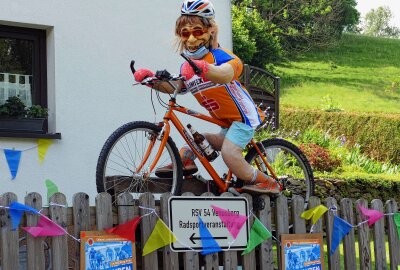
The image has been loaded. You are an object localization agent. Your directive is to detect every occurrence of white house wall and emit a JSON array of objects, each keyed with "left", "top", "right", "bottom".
[{"left": 0, "top": 0, "right": 232, "bottom": 204}]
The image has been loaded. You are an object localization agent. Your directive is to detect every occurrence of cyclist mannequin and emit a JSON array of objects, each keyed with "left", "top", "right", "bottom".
[{"left": 134, "top": 0, "right": 279, "bottom": 194}]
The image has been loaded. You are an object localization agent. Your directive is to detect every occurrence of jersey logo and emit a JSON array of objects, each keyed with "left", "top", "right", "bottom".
[{"left": 200, "top": 95, "right": 220, "bottom": 111}]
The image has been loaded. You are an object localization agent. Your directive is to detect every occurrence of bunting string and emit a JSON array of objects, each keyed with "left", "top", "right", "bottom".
[
  {"left": 0, "top": 204, "right": 79, "bottom": 242},
  {"left": 0, "top": 139, "right": 53, "bottom": 179},
  {"left": 2, "top": 201, "right": 398, "bottom": 257},
  {"left": 300, "top": 204, "right": 400, "bottom": 254}
]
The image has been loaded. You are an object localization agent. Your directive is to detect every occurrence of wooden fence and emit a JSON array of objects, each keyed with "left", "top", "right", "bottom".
[{"left": 0, "top": 191, "right": 399, "bottom": 270}]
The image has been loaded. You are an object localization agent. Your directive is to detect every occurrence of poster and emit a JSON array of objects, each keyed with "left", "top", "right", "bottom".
[
  {"left": 281, "top": 233, "right": 325, "bottom": 270},
  {"left": 80, "top": 231, "right": 136, "bottom": 270}
]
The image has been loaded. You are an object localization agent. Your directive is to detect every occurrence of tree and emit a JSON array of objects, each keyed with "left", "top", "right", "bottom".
[
  {"left": 362, "top": 6, "right": 400, "bottom": 38},
  {"left": 232, "top": 3, "right": 282, "bottom": 68},
  {"left": 231, "top": 0, "right": 360, "bottom": 67}
]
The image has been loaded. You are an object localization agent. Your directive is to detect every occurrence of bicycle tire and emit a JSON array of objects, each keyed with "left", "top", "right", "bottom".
[
  {"left": 96, "top": 121, "right": 183, "bottom": 203},
  {"left": 245, "top": 138, "right": 314, "bottom": 205}
]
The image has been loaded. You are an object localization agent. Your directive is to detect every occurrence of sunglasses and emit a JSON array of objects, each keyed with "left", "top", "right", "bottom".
[{"left": 180, "top": 28, "right": 208, "bottom": 38}]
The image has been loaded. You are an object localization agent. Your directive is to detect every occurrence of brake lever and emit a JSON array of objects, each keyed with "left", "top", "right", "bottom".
[{"left": 180, "top": 53, "right": 202, "bottom": 75}]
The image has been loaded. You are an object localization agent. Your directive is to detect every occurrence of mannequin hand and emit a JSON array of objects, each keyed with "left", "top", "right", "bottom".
[
  {"left": 181, "top": 60, "right": 209, "bottom": 81},
  {"left": 134, "top": 68, "right": 154, "bottom": 83}
]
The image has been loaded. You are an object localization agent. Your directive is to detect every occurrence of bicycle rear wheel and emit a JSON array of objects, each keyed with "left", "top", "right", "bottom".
[
  {"left": 245, "top": 138, "right": 314, "bottom": 205},
  {"left": 96, "top": 121, "right": 183, "bottom": 203}
]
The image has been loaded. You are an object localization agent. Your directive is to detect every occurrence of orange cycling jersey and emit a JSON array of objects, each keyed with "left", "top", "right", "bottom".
[{"left": 180, "top": 48, "right": 265, "bottom": 128}]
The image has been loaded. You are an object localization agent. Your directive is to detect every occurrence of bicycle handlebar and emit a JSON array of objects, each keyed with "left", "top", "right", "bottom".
[
  {"left": 130, "top": 60, "right": 136, "bottom": 74},
  {"left": 130, "top": 53, "right": 202, "bottom": 85}
]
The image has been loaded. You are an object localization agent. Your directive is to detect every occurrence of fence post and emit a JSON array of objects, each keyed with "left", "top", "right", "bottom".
[
  {"left": 25, "top": 192, "right": 45, "bottom": 270},
  {"left": 258, "top": 194, "right": 274, "bottom": 270},
  {"left": 276, "top": 194, "right": 289, "bottom": 269},
  {"left": 72, "top": 192, "right": 90, "bottom": 269},
  {"left": 371, "top": 199, "right": 388, "bottom": 270},
  {"left": 49, "top": 192, "right": 68, "bottom": 270},
  {"left": 182, "top": 192, "right": 199, "bottom": 270},
  {"left": 325, "top": 197, "right": 340, "bottom": 270},
  {"left": 309, "top": 196, "right": 323, "bottom": 233},
  {"left": 385, "top": 199, "right": 400, "bottom": 270},
  {"left": 0, "top": 192, "right": 19, "bottom": 270},
  {"left": 139, "top": 192, "right": 158, "bottom": 270},
  {"left": 355, "top": 199, "right": 372, "bottom": 270},
  {"left": 220, "top": 192, "right": 238, "bottom": 270},
  {"left": 95, "top": 192, "right": 113, "bottom": 230},
  {"left": 160, "top": 193, "right": 179, "bottom": 270},
  {"left": 291, "top": 195, "right": 306, "bottom": 234},
  {"left": 340, "top": 198, "right": 357, "bottom": 269},
  {"left": 241, "top": 193, "right": 255, "bottom": 270}
]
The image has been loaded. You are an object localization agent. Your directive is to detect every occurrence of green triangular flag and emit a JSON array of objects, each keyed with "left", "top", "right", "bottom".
[
  {"left": 394, "top": 213, "right": 400, "bottom": 240},
  {"left": 241, "top": 217, "right": 271, "bottom": 255},
  {"left": 45, "top": 179, "right": 59, "bottom": 202}
]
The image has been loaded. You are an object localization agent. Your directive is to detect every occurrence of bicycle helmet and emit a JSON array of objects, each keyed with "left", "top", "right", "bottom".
[{"left": 181, "top": 0, "right": 215, "bottom": 19}]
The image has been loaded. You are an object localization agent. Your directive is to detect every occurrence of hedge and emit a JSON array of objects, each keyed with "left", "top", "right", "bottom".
[{"left": 280, "top": 108, "right": 400, "bottom": 164}]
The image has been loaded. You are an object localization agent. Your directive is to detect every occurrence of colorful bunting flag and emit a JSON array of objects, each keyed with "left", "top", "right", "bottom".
[
  {"left": 142, "top": 218, "right": 176, "bottom": 256},
  {"left": 9, "top": 201, "right": 40, "bottom": 230},
  {"left": 105, "top": 216, "right": 141, "bottom": 242},
  {"left": 45, "top": 179, "right": 59, "bottom": 202},
  {"left": 330, "top": 215, "right": 353, "bottom": 255},
  {"left": 211, "top": 205, "right": 247, "bottom": 239},
  {"left": 198, "top": 217, "right": 222, "bottom": 255},
  {"left": 23, "top": 215, "right": 66, "bottom": 237},
  {"left": 4, "top": 149, "right": 22, "bottom": 179},
  {"left": 37, "top": 139, "right": 53, "bottom": 164},
  {"left": 301, "top": 205, "right": 328, "bottom": 225},
  {"left": 358, "top": 205, "right": 384, "bottom": 227},
  {"left": 242, "top": 217, "right": 271, "bottom": 255},
  {"left": 394, "top": 213, "right": 400, "bottom": 240}
]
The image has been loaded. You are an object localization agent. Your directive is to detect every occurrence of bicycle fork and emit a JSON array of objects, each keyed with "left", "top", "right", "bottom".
[{"left": 135, "top": 121, "right": 170, "bottom": 177}]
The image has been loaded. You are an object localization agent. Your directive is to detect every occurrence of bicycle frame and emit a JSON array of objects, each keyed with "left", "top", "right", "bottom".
[{"left": 139, "top": 95, "right": 281, "bottom": 194}]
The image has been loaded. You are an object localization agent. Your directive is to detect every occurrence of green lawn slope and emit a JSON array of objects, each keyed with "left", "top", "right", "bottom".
[{"left": 276, "top": 34, "right": 400, "bottom": 113}]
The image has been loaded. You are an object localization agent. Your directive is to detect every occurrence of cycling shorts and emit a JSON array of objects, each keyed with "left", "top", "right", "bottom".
[{"left": 220, "top": 121, "right": 255, "bottom": 149}]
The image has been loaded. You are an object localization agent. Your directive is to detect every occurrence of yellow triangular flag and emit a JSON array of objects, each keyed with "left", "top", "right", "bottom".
[
  {"left": 142, "top": 218, "right": 176, "bottom": 256},
  {"left": 37, "top": 139, "right": 53, "bottom": 164},
  {"left": 301, "top": 205, "right": 328, "bottom": 225}
]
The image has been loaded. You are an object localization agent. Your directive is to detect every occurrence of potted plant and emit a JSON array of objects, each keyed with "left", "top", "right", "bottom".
[{"left": 0, "top": 96, "right": 48, "bottom": 133}]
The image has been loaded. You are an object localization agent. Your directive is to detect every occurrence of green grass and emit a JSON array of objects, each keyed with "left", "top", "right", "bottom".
[{"left": 276, "top": 34, "right": 400, "bottom": 113}]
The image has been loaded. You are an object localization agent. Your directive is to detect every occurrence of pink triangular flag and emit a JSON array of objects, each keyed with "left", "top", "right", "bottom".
[
  {"left": 23, "top": 215, "right": 66, "bottom": 237},
  {"left": 211, "top": 205, "right": 247, "bottom": 239},
  {"left": 358, "top": 205, "right": 384, "bottom": 227}
]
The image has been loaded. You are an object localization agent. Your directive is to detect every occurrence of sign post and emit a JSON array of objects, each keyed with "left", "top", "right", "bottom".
[{"left": 168, "top": 196, "right": 249, "bottom": 252}]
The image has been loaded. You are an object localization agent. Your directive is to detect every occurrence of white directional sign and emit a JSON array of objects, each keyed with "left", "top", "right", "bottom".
[{"left": 168, "top": 196, "right": 249, "bottom": 252}]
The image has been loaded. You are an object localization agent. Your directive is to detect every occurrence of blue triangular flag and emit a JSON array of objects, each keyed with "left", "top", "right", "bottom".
[
  {"left": 4, "top": 149, "right": 22, "bottom": 179},
  {"left": 198, "top": 217, "right": 222, "bottom": 255},
  {"left": 9, "top": 201, "right": 40, "bottom": 230},
  {"left": 330, "top": 215, "right": 353, "bottom": 254}
]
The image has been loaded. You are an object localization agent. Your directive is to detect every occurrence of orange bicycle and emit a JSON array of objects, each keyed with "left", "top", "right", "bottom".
[{"left": 96, "top": 57, "right": 314, "bottom": 204}]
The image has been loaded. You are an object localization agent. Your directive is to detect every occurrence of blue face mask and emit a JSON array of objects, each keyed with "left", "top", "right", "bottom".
[{"left": 183, "top": 45, "right": 209, "bottom": 60}]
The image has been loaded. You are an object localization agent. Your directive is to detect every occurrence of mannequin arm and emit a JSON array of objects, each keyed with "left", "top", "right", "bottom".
[{"left": 204, "top": 63, "right": 234, "bottom": 84}]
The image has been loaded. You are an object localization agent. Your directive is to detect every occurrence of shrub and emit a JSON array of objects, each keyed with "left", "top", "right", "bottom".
[{"left": 299, "top": 143, "right": 341, "bottom": 172}]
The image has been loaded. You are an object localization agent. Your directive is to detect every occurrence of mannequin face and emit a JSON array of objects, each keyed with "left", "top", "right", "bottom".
[{"left": 179, "top": 23, "right": 211, "bottom": 53}]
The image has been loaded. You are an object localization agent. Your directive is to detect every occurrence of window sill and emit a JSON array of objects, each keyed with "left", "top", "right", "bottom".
[{"left": 0, "top": 132, "right": 61, "bottom": 139}]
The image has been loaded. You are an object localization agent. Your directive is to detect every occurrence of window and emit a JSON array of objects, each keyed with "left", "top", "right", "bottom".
[{"left": 0, "top": 25, "right": 57, "bottom": 138}]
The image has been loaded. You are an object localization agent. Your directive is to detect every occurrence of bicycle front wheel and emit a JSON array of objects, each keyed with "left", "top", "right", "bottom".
[
  {"left": 245, "top": 138, "right": 314, "bottom": 205},
  {"left": 96, "top": 121, "right": 183, "bottom": 203}
]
